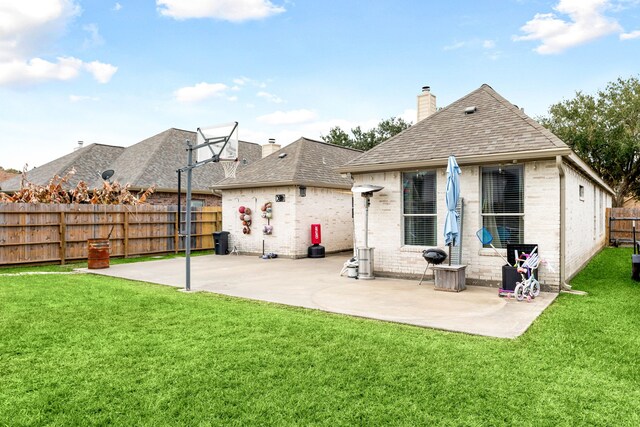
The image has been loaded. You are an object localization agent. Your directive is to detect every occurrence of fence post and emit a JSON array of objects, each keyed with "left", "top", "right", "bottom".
[
  {"left": 606, "top": 207, "right": 611, "bottom": 246},
  {"left": 59, "top": 211, "right": 66, "bottom": 265},
  {"left": 124, "top": 211, "right": 129, "bottom": 258}
]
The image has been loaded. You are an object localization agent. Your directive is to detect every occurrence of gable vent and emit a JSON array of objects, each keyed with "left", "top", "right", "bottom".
[{"left": 464, "top": 106, "right": 477, "bottom": 114}]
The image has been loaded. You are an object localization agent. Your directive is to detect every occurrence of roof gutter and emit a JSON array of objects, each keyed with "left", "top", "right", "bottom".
[
  {"left": 565, "top": 153, "right": 614, "bottom": 195},
  {"left": 337, "top": 147, "right": 572, "bottom": 174}
]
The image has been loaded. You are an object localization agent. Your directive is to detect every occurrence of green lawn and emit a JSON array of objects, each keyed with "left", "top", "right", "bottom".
[{"left": 1, "top": 248, "right": 639, "bottom": 426}]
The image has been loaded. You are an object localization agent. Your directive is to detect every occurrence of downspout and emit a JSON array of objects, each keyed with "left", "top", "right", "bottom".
[{"left": 556, "top": 155, "right": 568, "bottom": 290}]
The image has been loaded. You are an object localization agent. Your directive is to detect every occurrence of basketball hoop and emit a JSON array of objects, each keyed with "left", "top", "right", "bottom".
[{"left": 221, "top": 158, "right": 239, "bottom": 178}]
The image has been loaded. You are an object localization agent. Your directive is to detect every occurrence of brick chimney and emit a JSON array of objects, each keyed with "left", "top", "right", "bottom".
[
  {"left": 262, "top": 138, "right": 281, "bottom": 158},
  {"left": 417, "top": 86, "right": 437, "bottom": 122}
]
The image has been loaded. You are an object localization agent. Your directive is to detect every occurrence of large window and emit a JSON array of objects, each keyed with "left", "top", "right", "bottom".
[
  {"left": 481, "top": 165, "right": 523, "bottom": 249},
  {"left": 403, "top": 171, "right": 436, "bottom": 246}
]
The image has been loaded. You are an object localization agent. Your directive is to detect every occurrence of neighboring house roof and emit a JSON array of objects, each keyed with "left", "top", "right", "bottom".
[
  {"left": 99, "top": 128, "right": 261, "bottom": 192},
  {"left": 0, "top": 170, "right": 19, "bottom": 186},
  {"left": 215, "top": 137, "right": 362, "bottom": 190},
  {"left": 1, "top": 128, "right": 262, "bottom": 194},
  {"left": 338, "top": 84, "right": 572, "bottom": 173},
  {"left": 1, "top": 143, "right": 125, "bottom": 192}
]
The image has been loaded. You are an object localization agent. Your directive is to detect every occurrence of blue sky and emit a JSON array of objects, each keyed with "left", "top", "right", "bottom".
[{"left": 1, "top": 0, "right": 639, "bottom": 170}]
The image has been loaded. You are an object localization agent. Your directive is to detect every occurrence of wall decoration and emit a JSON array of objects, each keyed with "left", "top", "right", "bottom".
[
  {"left": 261, "top": 202, "right": 273, "bottom": 235},
  {"left": 239, "top": 205, "right": 251, "bottom": 234}
]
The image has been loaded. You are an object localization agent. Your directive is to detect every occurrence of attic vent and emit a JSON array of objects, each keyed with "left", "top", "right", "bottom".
[
  {"left": 464, "top": 106, "right": 477, "bottom": 115},
  {"left": 278, "top": 153, "right": 287, "bottom": 159}
]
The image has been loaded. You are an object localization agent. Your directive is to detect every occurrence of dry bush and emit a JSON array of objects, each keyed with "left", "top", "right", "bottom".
[{"left": 0, "top": 167, "right": 155, "bottom": 205}]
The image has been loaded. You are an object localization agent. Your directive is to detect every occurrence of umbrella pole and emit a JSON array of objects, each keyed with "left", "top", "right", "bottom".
[{"left": 448, "top": 242, "right": 452, "bottom": 265}]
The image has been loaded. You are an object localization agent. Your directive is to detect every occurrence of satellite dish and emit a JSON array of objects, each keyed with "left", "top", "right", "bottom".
[
  {"left": 351, "top": 185, "right": 384, "bottom": 195},
  {"left": 101, "top": 169, "right": 114, "bottom": 181}
]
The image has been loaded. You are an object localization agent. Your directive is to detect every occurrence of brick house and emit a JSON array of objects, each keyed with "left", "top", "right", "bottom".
[
  {"left": 1, "top": 128, "right": 261, "bottom": 207},
  {"left": 337, "top": 84, "right": 613, "bottom": 292},
  {"left": 215, "top": 137, "right": 362, "bottom": 258}
]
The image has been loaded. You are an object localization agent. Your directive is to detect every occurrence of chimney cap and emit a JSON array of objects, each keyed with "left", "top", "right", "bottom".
[
  {"left": 268, "top": 138, "right": 276, "bottom": 144},
  {"left": 422, "top": 86, "right": 430, "bottom": 92}
]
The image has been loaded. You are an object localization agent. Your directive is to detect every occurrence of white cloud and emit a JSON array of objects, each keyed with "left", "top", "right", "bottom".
[
  {"left": 233, "top": 76, "right": 266, "bottom": 88},
  {"left": 0, "top": 56, "right": 82, "bottom": 85},
  {"left": 174, "top": 82, "right": 229, "bottom": 102},
  {"left": 0, "top": 56, "right": 116, "bottom": 85},
  {"left": 112, "top": 2, "right": 122, "bottom": 12},
  {"left": 69, "top": 94, "right": 99, "bottom": 102},
  {"left": 257, "top": 109, "right": 317, "bottom": 125},
  {"left": 257, "top": 91, "right": 284, "bottom": 103},
  {"left": 514, "top": 0, "right": 622, "bottom": 54},
  {"left": 82, "top": 24, "right": 104, "bottom": 49},
  {"left": 443, "top": 41, "right": 465, "bottom": 51},
  {"left": 620, "top": 29, "right": 640, "bottom": 39},
  {"left": 0, "top": 1, "right": 118, "bottom": 86},
  {"left": 0, "top": 0, "right": 80, "bottom": 60},
  {"left": 482, "top": 40, "right": 496, "bottom": 49},
  {"left": 84, "top": 61, "right": 117, "bottom": 83},
  {"left": 399, "top": 109, "right": 417, "bottom": 124},
  {"left": 156, "top": 0, "right": 285, "bottom": 22}
]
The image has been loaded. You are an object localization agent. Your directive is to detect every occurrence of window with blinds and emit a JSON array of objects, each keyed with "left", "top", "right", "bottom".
[
  {"left": 481, "top": 165, "right": 523, "bottom": 249},
  {"left": 403, "top": 171, "right": 436, "bottom": 246}
]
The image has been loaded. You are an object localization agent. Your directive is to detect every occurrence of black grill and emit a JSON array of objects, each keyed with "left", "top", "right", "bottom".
[{"left": 422, "top": 248, "right": 447, "bottom": 265}]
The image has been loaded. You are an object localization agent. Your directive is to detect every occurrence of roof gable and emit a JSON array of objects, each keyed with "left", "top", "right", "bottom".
[
  {"left": 341, "top": 84, "right": 570, "bottom": 172},
  {"left": 216, "top": 138, "right": 362, "bottom": 189},
  {"left": 102, "top": 128, "right": 262, "bottom": 191},
  {"left": 1, "top": 143, "right": 125, "bottom": 192},
  {"left": 2, "top": 129, "right": 262, "bottom": 193}
]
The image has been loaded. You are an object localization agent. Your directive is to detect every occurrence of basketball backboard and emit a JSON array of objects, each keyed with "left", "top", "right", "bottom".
[{"left": 196, "top": 121, "right": 238, "bottom": 163}]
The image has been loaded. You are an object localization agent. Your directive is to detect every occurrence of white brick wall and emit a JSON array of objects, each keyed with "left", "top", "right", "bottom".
[
  {"left": 222, "top": 186, "right": 353, "bottom": 257},
  {"left": 353, "top": 160, "right": 565, "bottom": 291},
  {"left": 564, "top": 162, "right": 611, "bottom": 278}
]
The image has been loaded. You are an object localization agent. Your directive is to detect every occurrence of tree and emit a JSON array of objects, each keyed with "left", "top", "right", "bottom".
[
  {"left": 539, "top": 76, "right": 640, "bottom": 206},
  {"left": 321, "top": 116, "right": 412, "bottom": 151},
  {"left": 0, "top": 166, "right": 19, "bottom": 174}
]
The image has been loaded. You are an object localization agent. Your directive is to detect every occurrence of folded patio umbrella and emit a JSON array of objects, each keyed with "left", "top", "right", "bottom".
[{"left": 444, "top": 155, "right": 461, "bottom": 265}]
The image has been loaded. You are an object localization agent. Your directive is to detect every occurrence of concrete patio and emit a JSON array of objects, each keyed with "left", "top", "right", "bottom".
[{"left": 82, "top": 252, "right": 557, "bottom": 339}]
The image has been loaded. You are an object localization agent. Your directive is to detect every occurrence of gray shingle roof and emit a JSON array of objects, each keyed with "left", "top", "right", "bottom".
[
  {"left": 1, "top": 128, "right": 262, "bottom": 193},
  {"left": 340, "top": 84, "right": 570, "bottom": 172},
  {"left": 1, "top": 143, "right": 125, "bottom": 192},
  {"left": 215, "top": 137, "right": 362, "bottom": 189},
  {"left": 99, "top": 128, "right": 261, "bottom": 191}
]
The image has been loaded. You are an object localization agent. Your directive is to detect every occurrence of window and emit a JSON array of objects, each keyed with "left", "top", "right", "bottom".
[
  {"left": 403, "top": 171, "right": 437, "bottom": 246},
  {"left": 481, "top": 165, "right": 523, "bottom": 249},
  {"left": 579, "top": 185, "right": 585, "bottom": 201}
]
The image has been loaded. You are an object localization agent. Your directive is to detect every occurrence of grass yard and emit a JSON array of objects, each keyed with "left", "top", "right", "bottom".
[{"left": 1, "top": 248, "right": 639, "bottom": 426}]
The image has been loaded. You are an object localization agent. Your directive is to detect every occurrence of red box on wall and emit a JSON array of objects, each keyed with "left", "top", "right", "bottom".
[{"left": 311, "top": 224, "right": 321, "bottom": 245}]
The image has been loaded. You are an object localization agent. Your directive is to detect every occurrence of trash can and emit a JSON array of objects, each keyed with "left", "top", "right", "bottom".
[
  {"left": 213, "top": 231, "right": 230, "bottom": 255},
  {"left": 632, "top": 254, "right": 640, "bottom": 281}
]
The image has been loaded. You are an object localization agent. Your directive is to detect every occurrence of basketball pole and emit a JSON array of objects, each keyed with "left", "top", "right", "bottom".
[
  {"left": 180, "top": 121, "right": 238, "bottom": 292},
  {"left": 185, "top": 140, "right": 193, "bottom": 292}
]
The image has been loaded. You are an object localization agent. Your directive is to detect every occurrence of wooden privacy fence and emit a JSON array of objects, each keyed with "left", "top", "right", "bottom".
[
  {"left": 608, "top": 207, "right": 640, "bottom": 246},
  {"left": 0, "top": 204, "right": 222, "bottom": 266}
]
